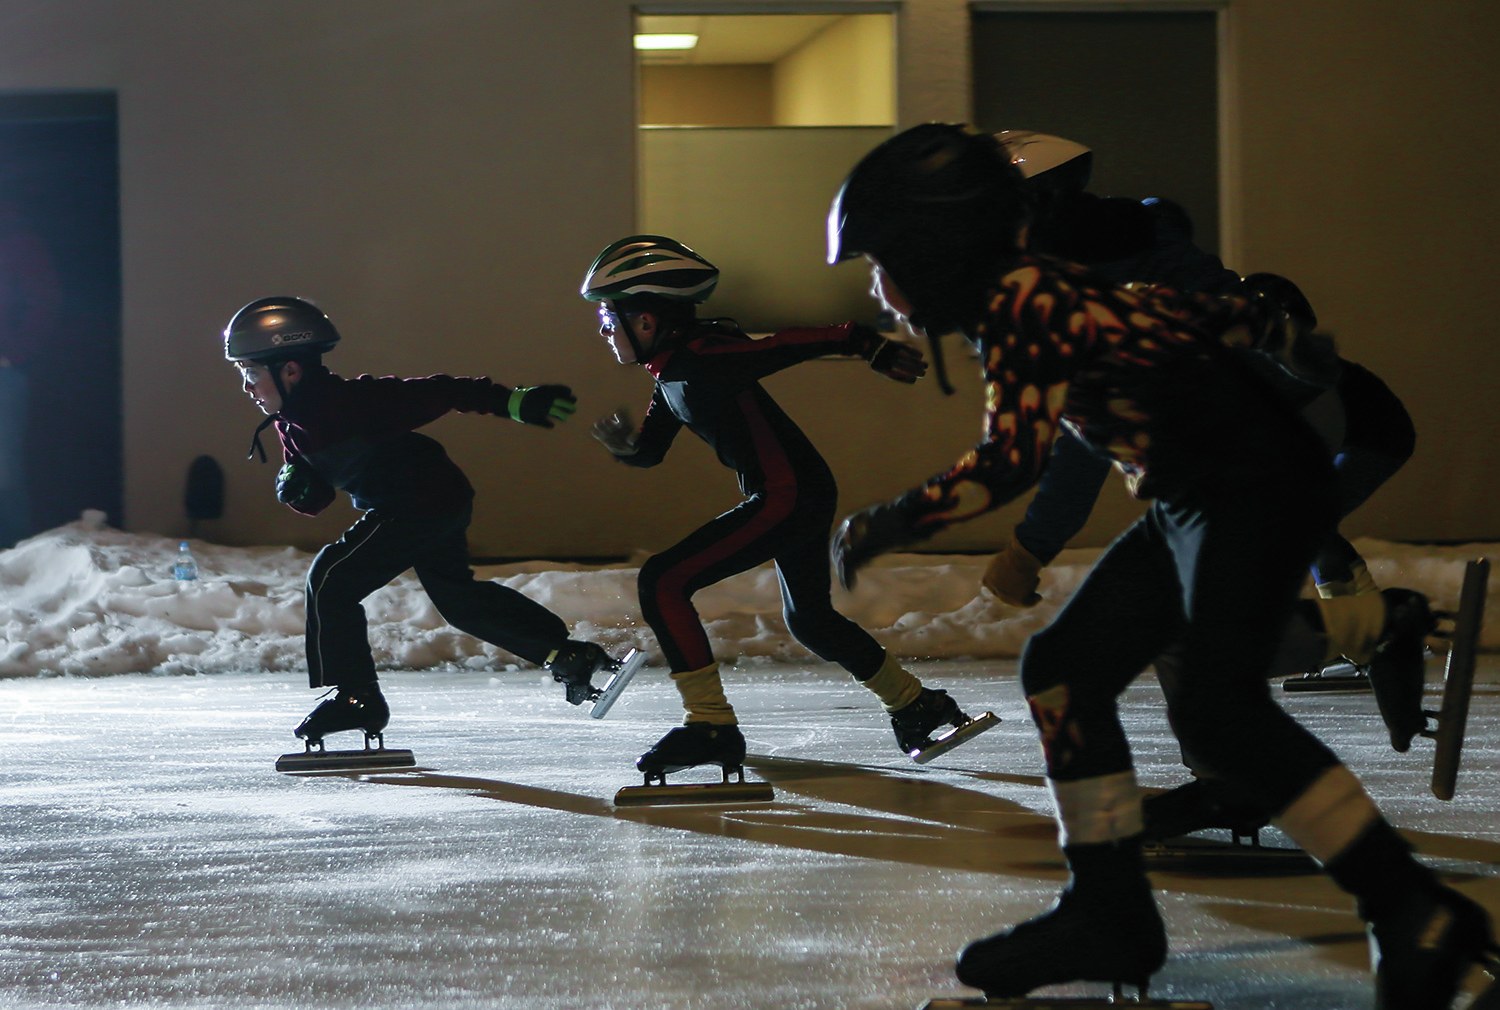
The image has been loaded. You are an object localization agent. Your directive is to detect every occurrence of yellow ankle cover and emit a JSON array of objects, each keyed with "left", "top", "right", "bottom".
[
  {"left": 1315, "top": 593, "right": 1387, "bottom": 666},
  {"left": 863, "top": 652, "right": 923, "bottom": 713},
  {"left": 670, "top": 663, "right": 737, "bottom": 725}
]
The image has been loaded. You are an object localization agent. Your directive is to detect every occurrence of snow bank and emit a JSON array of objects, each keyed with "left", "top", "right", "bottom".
[{"left": 0, "top": 510, "right": 1493, "bottom": 678}]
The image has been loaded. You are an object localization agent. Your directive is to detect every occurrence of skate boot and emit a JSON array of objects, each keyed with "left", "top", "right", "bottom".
[
  {"left": 1368, "top": 589, "right": 1437, "bottom": 752},
  {"left": 636, "top": 722, "right": 746, "bottom": 780},
  {"left": 544, "top": 640, "right": 611, "bottom": 706},
  {"left": 294, "top": 685, "right": 390, "bottom": 746},
  {"left": 1369, "top": 880, "right": 1498, "bottom": 1010},
  {"left": 955, "top": 839, "right": 1167, "bottom": 998},
  {"left": 1141, "top": 777, "right": 1270, "bottom": 842},
  {"left": 891, "top": 687, "right": 964, "bottom": 754}
]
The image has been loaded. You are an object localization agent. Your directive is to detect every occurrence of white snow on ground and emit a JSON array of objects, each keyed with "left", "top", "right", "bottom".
[{"left": 0, "top": 509, "right": 1494, "bottom": 678}]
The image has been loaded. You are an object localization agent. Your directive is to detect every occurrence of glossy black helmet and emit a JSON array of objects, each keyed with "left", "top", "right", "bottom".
[
  {"left": 223, "top": 296, "right": 340, "bottom": 363},
  {"left": 827, "top": 123, "right": 1028, "bottom": 267},
  {"left": 828, "top": 124, "right": 1030, "bottom": 343}
]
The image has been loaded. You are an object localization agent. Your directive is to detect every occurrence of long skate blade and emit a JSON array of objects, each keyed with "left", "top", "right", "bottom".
[
  {"left": 275, "top": 748, "right": 416, "bottom": 774},
  {"left": 910, "top": 711, "right": 1000, "bottom": 764},
  {"left": 1142, "top": 835, "right": 1318, "bottom": 876},
  {"left": 919, "top": 998, "right": 1214, "bottom": 1009},
  {"left": 1429, "top": 557, "right": 1488, "bottom": 800},
  {"left": 1281, "top": 660, "right": 1371, "bottom": 693},
  {"left": 613, "top": 779, "right": 774, "bottom": 807},
  {"left": 589, "top": 649, "right": 646, "bottom": 720}
]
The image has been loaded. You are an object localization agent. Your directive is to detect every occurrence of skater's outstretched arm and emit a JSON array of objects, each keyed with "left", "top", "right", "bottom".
[
  {"left": 604, "top": 386, "right": 680, "bottom": 468},
  {"left": 689, "top": 321, "right": 925, "bottom": 384}
]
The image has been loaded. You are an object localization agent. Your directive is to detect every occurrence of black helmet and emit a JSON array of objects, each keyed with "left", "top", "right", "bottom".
[
  {"left": 1241, "top": 272, "right": 1317, "bottom": 332},
  {"left": 223, "top": 296, "right": 341, "bottom": 363},
  {"left": 827, "top": 123, "right": 1028, "bottom": 267},
  {"left": 828, "top": 123, "right": 1030, "bottom": 355}
]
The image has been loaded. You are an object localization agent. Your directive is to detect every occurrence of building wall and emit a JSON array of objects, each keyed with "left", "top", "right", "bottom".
[
  {"left": 774, "top": 14, "right": 895, "bottom": 126},
  {"left": 0, "top": 0, "right": 1495, "bottom": 556}
]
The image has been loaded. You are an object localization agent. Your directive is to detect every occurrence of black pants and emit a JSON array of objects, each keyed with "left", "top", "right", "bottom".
[
  {"left": 1019, "top": 379, "right": 1345, "bottom": 818},
  {"left": 305, "top": 507, "right": 568, "bottom": 689},
  {"left": 639, "top": 486, "right": 885, "bottom": 677},
  {"left": 1311, "top": 360, "right": 1417, "bottom": 585}
]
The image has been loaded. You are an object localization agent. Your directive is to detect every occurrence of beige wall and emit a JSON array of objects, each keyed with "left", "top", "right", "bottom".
[
  {"left": 0, "top": 0, "right": 1495, "bottom": 556},
  {"left": 774, "top": 14, "right": 895, "bottom": 126},
  {"left": 640, "top": 64, "right": 773, "bottom": 126}
]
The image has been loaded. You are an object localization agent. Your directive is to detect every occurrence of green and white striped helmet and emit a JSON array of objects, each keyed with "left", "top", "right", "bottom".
[{"left": 581, "top": 235, "right": 719, "bottom": 304}]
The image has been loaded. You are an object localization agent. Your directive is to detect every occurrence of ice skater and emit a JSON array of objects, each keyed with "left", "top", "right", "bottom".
[
  {"left": 224, "top": 295, "right": 634, "bottom": 759},
  {"left": 579, "top": 235, "right": 996, "bottom": 795},
  {"left": 826, "top": 125, "right": 1496, "bottom": 1007}
]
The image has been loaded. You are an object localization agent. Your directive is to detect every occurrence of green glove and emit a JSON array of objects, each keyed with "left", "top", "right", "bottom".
[
  {"left": 508, "top": 385, "right": 577, "bottom": 428},
  {"left": 276, "top": 460, "right": 322, "bottom": 510}
]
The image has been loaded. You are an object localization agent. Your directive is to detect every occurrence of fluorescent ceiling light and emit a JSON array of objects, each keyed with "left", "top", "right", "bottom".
[{"left": 634, "top": 33, "right": 699, "bottom": 51}]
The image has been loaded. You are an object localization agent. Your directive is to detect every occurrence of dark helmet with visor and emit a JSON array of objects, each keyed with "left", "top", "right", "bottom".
[{"left": 828, "top": 124, "right": 1030, "bottom": 390}]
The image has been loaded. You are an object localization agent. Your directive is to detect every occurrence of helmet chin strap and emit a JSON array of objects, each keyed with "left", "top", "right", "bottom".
[
  {"left": 609, "top": 301, "right": 651, "bottom": 362},
  {"left": 246, "top": 359, "right": 295, "bottom": 462}
]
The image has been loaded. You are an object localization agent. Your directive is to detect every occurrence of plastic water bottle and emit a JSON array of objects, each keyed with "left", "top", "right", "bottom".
[{"left": 173, "top": 541, "right": 199, "bottom": 582}]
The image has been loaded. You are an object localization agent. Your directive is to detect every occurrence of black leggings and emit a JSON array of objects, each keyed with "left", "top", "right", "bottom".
[
  {"left": 305, "top": 507, "right": 568, "bottom": 688},
  {"left": 1019, "top": 413, "right": 1345, "bottom": 818},
  {"left": 639, "top": 488, "right": 885, "bottom": 677}
]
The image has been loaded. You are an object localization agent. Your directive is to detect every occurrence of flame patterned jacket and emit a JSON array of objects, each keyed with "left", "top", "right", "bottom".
[{"left": 901, "top": 253, "right": 1305, "bottom": 538}]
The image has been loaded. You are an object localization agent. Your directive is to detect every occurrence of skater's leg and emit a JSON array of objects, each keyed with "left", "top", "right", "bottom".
[
  {"left": 305, "top": 512, "right": 423, "bottom": 689},
  {"left": 638, "top": 493, "right": 797, "bottom": 724},
  {"left": 413, "top": 507, "right": 569, "bottom": 667},
  {"left": 956, "top": 519, "right": 1180, "bottom": 997}
]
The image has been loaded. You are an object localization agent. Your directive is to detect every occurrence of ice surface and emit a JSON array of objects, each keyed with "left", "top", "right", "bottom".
[{"left": 1, "top": 513, "right": 1497, "bottom": 1008}]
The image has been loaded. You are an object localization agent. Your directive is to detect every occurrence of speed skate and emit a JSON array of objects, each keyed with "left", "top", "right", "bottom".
[
  {"left": 919, "top": 990, "right": 1212, "bottom": 1008},
  {"left": 910, "top": 710, "right": 1001, "bottom": 764},
  {"left": 275, "top": 732, "right": 415, "bottom": 774},
  {"left": 613, "top": 763, "right": 774, "bottom": 806},
  {"left": 1425, "top": 557, "right": 1489, "bottom": 800},
  {"left": 589, "top": 648, "right": 646, "bottom": 719}
]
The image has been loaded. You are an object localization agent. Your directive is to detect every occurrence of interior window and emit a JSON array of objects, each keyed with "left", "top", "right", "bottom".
[{"left": 636, "top": 11, "right": 896, "bottom": 332}]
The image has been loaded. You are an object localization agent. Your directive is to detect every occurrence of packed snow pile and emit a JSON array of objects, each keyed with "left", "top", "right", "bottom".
[{"left": 0, "top": 510, "right": 1493, "bottom": 678}]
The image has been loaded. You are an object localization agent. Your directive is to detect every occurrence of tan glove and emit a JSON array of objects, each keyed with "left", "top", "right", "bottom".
[{"left": 982, "top": 538, "right": 1044, "bottom": 608}]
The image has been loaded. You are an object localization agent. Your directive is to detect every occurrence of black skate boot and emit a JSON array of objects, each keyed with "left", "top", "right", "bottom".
[
  {"left": 1369, "top": 880, "right": 1498, "bottom": 1010},
  {"left": 1141, "top": 777, "right": 1270, "bottom": 842},
  {"left": 294, "top": 685, "right": 390, "bottom": 746},
  {"left": 955, "top": 838, "right": 1167, "bottom": 998},
  {"left": 1368, "top": 589, "right": 1437, "bottom": 752},
  {"left": 636, "top": 722, "right": 746, "bottom": 779},
  {"left": 891, "top": 687, "right": 964, "bottom": 754},
  {"left": 545, "top": 640, "right": 611, "bottom": 706}
]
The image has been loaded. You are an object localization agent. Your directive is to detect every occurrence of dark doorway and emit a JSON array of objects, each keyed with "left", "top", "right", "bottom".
[
  {"left": 971, "top": 8, "right": 1221, "bottom": 256},
  {"left": 0, "top": 92, "right": 122, "bottom": 545}
]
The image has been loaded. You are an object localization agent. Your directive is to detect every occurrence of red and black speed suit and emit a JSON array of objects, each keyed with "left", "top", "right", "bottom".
[
  {"left": 897, "top": 253, "right": 1350, "bottom": 824},
  {"left": 619, "top": 320, "right": 887, "bottom": 677},
  {"left": 271, "top": 367, "right": 570, "bottom": 688}
]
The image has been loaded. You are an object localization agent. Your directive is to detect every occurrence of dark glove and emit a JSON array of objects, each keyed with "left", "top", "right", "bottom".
[
  {"left": 591, "top": 409, "right": 638, "bottom": 457},
  {"left": 831, "top": 497, "right": 923, "bottom": 590},
  {"left": 507, "top": 385, "right": 577, "bottom": 428},
  {"left": 276, "top": 459, "right": 331, "bottom": 513},
  {"left": 852, "top": 324, "right": 927, "bottom": 384}
]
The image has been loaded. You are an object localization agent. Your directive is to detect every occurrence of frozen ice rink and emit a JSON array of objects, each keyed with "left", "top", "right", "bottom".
[{"left": 3, "top": 656, "right": 1497, "bottom": 1010}]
